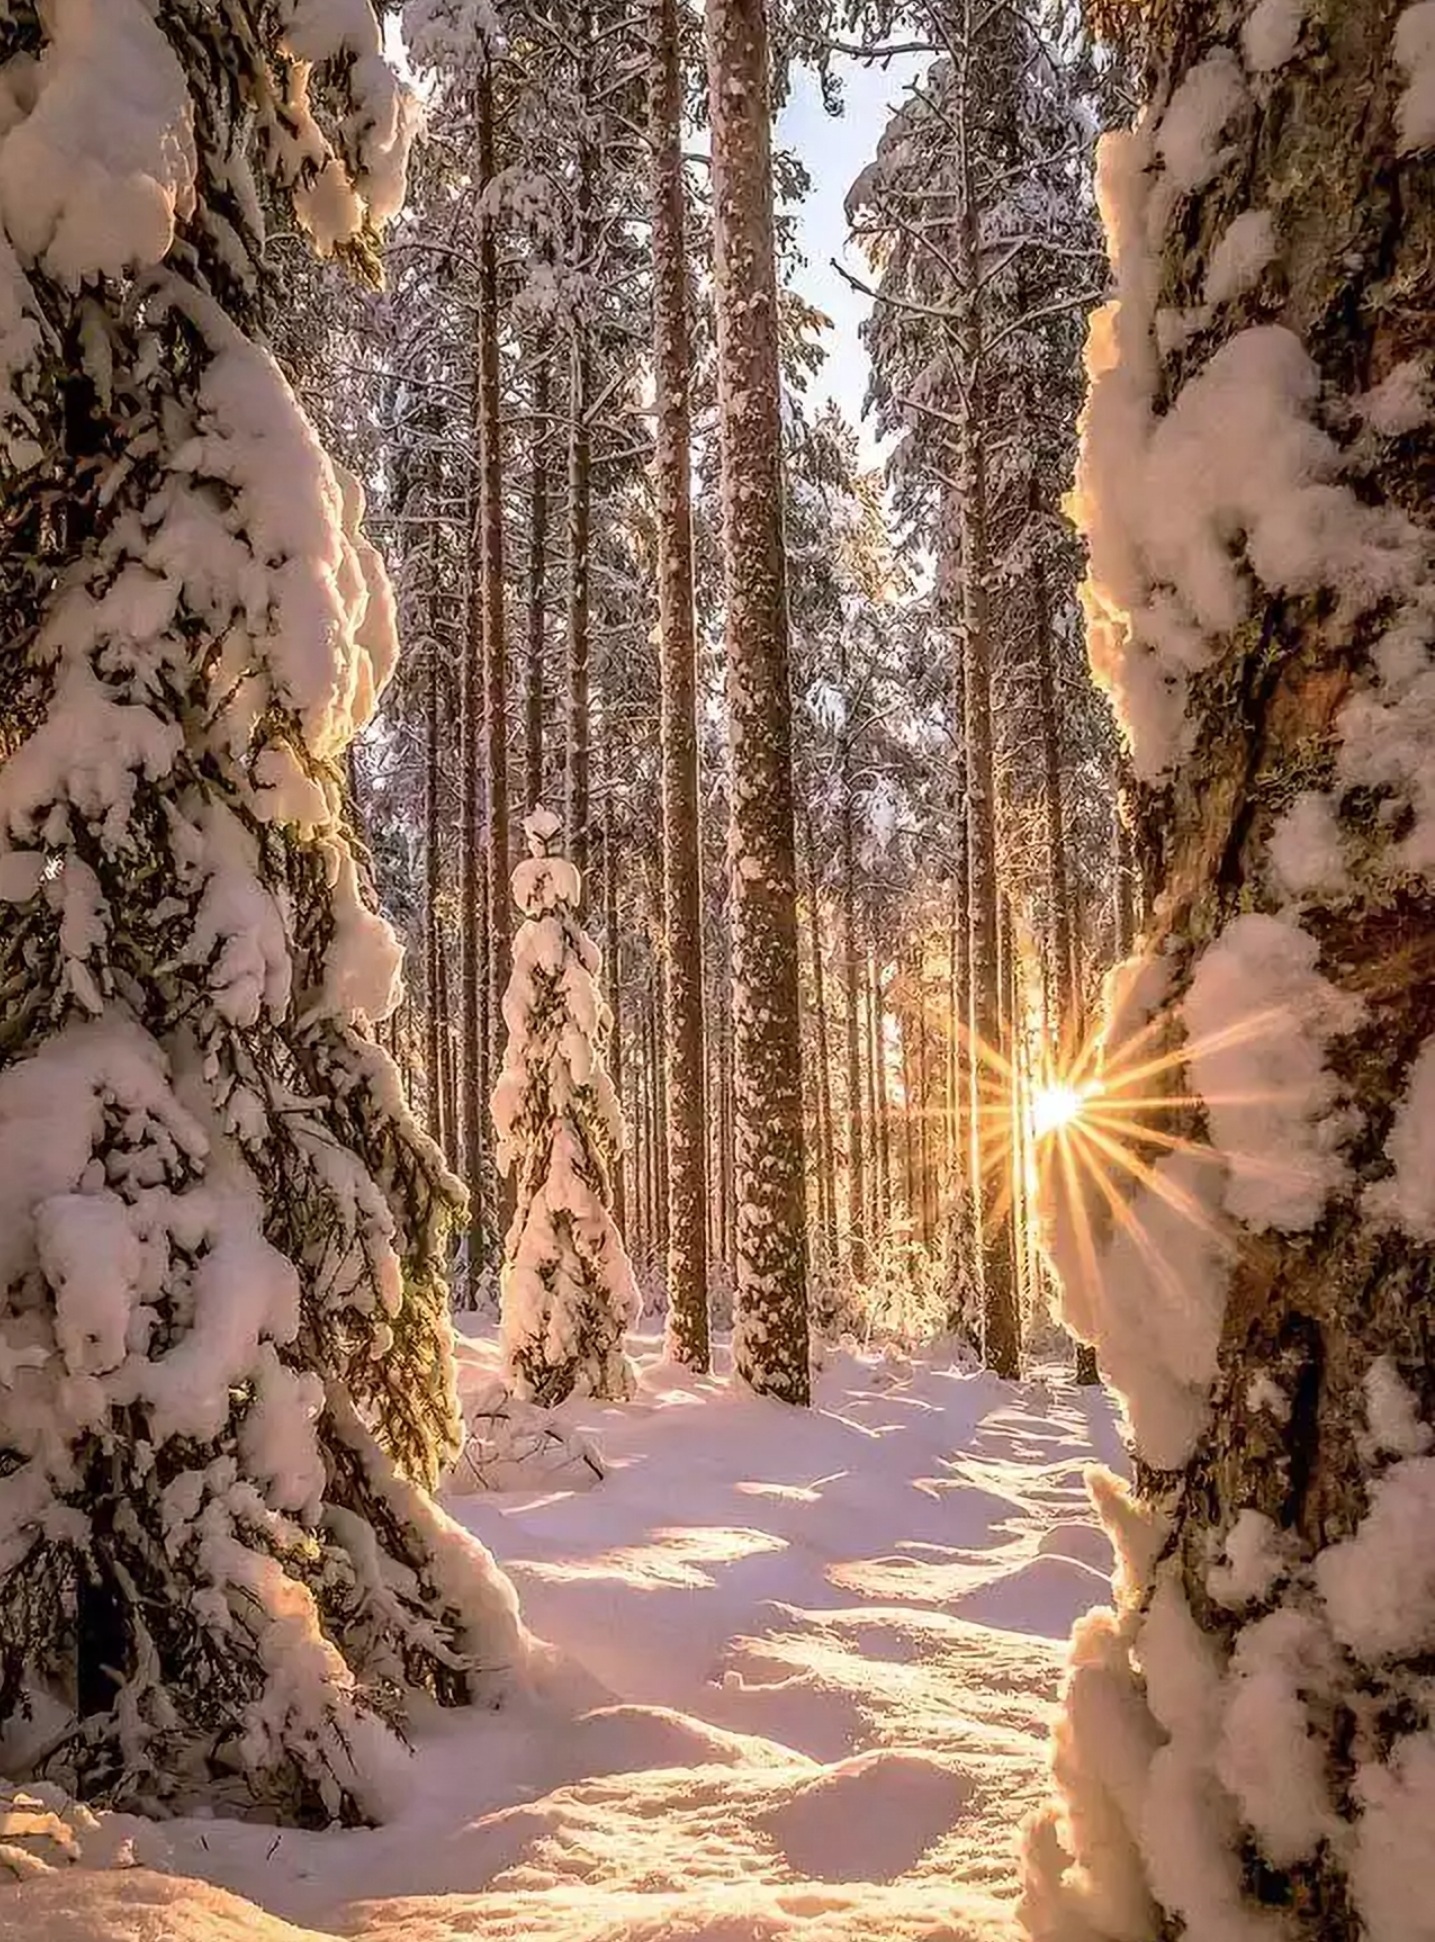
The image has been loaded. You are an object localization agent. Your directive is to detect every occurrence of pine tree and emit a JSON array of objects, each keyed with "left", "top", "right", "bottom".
[
  {"left": 651, "top": 0, "right": 712, "bottom": 1373},
  {"left": 0, "top": 0, "right": 525, "bottom": 1824},
  {"left": 1025, "top": 4, "right": 1435, "bottom": 1937},
  {"left": 493, "top": 810, "right": 639, "bottom": 1406},
  {"left": 706, "top": 0, "right": 812, "bottom": 1404}
]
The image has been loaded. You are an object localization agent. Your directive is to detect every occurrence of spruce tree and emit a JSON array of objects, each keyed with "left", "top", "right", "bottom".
[
  {"left": 0, "top": 0, "right": 525, "bottom": 1825},
  {"left": 493, "top": 809, "right": 639, "bottom": 1405}
]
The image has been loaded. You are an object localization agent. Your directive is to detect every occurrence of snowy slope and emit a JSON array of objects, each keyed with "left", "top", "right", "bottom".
[{"left": 0, "top": 1333, "right": 1125, "bottom": 1941}]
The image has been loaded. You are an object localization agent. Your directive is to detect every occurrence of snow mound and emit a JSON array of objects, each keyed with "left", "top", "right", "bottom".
[
  {"left": 557, "top": 1703, "right": 799, "bottom": 1781},
  {"left": 0, "top": 1870, "right": 328, "bottom": 1942},
  {"left": 756, "top": 1750, "right": 973, "bottom": 1882},
  {"left": 1036, "top": 1520, "right": 1115, "bottom": 1573},
  {"left": 956, "top": 1552, "right": 1114, "bottom": 1639},
  {"left": 447, "top": 1380, "right": 605, "bottom": 1494}
]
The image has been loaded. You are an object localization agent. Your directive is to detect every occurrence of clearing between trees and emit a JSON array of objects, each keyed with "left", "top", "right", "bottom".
[{"left": 0, "top": 1334, "right": 1122, "bottom": 1942}]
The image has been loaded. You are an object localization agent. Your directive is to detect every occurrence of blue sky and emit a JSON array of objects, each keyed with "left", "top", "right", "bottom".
[{"left": 778, "top": 55, "right": 923, "bottom": 465}]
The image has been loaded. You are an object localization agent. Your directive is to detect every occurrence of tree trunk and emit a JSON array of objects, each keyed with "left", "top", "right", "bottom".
[
  {"left": 705, "top": 0, "right": 810, "bottom": 1403},
  {"left": 437, "top": 925, "right": 456, "bottom": 1176},
  {"left": 952, "top": 0, "right": 1018, "bottom": 1379},
  {"left": 1025, "top": 7, "right": 1435, "bottom": 1936},
  {"left": 604, "top": 782, "right": 627, "bottom": 1240},
  {"left": 424, "top": 641, "right": 444, "bottom": 1148},
  {"left": 461, "top": 411, "right": 485, "bottom": 1292},
  {"left": 567, "top": 12, "right": 594, "bottom": 890},
  {"left": 651, "top": 0, "right": 711, "bottom": 1371},
  {"left": 525, "top": 350, "right": 550, "bottom": 816},
  {"left": 868, "top": 935, "right": 891, "bottom": 1236},
  {"left": 841, "top": 751, "right": 867, "bottom": 1287},
  {"left": 862, "top": 931, "right": 879, "bottom": 1245},
  {"left": 476, "top": 57, "right": 510, "bottom": 1248},
  {"left": 802, "top": 807, "right": 839, "bottom": 1284},
  {"left": 716, "top": 986, "right": 735, "bottom": 1279}
]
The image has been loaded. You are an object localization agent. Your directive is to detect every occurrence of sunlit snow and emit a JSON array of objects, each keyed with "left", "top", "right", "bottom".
[{"left": 0, "top": 1332, "right": 1125, "bottom": 1942}]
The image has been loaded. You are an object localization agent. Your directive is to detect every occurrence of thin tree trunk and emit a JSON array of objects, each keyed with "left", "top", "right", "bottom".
[
  {"left": 869, "top": 935, "right": 891, "bottom": 1237},
  {"left": 802, "top": 808, "right": 839, "bottom": 1281},
  {"left": 651, "top": 0, "right": 710, "bottom": 1369},
  {"left": 900, "top": 985, "right": 918, "bottom": 1237},
  {"left": 566, "top": 11, "right": 594, "bottom": 889},
  {"left": 706, "top": 0, "right": 809, "bottom": 1402},
  {"left": 424, "top": 642, "right": 443, "bottom": 1147},
  {"left": 525, "top": 351, "right": 550, "bottom": 816},
  {"left": 476, "top": 58, "right": 510, "bottom": 1248},
  {"left": 460, "top": 427, "right": 484, "bottom": 1293},
  {"left": 604, "top": 783, "right": 627, "bottom": 1239},
  {"left": 1035, "top": 559, "right": 1076, "bottom": 1054},
  {"left": 716, "top": 989, "right": 734, "bottom": 1278},
  {"left": 841, "top": 758, "right": 867, "bottom": 1286},
  {"left": 437, "top": 928, "right": 457, "bottom": 1178}
]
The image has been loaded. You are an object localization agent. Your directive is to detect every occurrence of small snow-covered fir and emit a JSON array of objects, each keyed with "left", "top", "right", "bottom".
[{"left": 493, "top": 808, "right": 639, "bottom": 1406}]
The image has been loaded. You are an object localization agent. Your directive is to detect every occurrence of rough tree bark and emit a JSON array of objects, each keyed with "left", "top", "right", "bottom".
[
  {"left": 706, "top": 0, "right": 810, "bottom": 1402},
  {"left": 651, "top": 0, "right": 711, "bottom": 1371},
  {"left": 1025, "top": 5, "right": 1435, "bottom": 1937}
]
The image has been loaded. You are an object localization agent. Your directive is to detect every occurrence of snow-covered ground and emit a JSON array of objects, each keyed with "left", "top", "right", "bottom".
[{"left": 0, "top": 1331, "right": 1125, "bottom": 1942}]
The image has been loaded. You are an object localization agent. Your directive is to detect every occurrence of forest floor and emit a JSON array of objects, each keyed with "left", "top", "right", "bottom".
[{"left": 0, "top": 1330, "right": 1125, "bottom": 1942}]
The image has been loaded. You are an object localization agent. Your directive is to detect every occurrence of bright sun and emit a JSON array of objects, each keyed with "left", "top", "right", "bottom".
[{"left": 1031, "top": 1080, "right": 1087, "bottom": 1141}]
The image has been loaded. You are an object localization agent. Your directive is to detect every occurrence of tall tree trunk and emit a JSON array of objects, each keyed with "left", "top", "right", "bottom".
[
  {"left": 461, "top": 433, "right": 485, "bottom": 1291},
  {"left": 841, "top": 757, "right": 867, "bottom": 1287},
  {"left": 802, "top": 808, "right": 839, "bottom": 1285},
  {"left": 567, "top": 11, "right": 594, "bottom": 889},
  {"left": 868, "top": 935, "right": 891, "bottom": 1237},
  {"left": 603, "top": 782, "right": 627, "bottom": 1239},
  {"left": 948, "top": 835, "right": 967, "bottom": 1234},
  {"left": 476, "top": 57, "right": 510, "bottom": 1240},
  {"left": 716, "top": 985, "right": 735, "bottom": 1279},
  {"left": 952, "top": 0, "right": 1018, "bottom": 1378},
  {"left": 705, "top": 0, "right": 810, "bottom": 1403},
  {"left": 914, "top": 946, "right": 933, "bottom": 1250},
  {"left": 1025, "top": 8, "right": 1435, "bottom": 1937},
  {"left": 424, "top": 642, "right": 444, "bottom": 1147},
  {"left": 1035, "top": 559, "right": 1076, "bottom": 1054},
  {"left": 525, "top": 350, "right": 550, "bottom": 816},
  {"left": 651, "top": 0, "right": 710, "bottom": 1370},
  {"left": 437, "top": 926, "right": 457, "bottom": 1178},
  {"left": 900, "top": 982, "right": 918, "bottom": 1239}
]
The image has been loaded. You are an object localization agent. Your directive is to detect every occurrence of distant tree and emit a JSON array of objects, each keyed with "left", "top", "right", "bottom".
[
  {"left": 0, "top": 0, "right": 525, "bottom": 1823},
  {"left": 1025, "top": 4, "right": 1435, "bottom": 1938},
  {"left": 493, "top": 810, "right": 638, "bottom": 1404}
]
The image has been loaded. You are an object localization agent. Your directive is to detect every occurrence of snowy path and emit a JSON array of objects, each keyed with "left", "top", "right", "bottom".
[{"left": 0, "top": 1338, "right": 1125, "bottom": 1942}]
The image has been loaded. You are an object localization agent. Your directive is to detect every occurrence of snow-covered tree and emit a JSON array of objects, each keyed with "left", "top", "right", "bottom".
[
  {"left": 1024, "top": 3, "right": 1435, "bottom": 1937},
  {"left": 493, "top": 809, "right": 638, "bottom": 1405},
  {"left": 0, "top": 0, "right": 528, "bottom": 1824}
]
